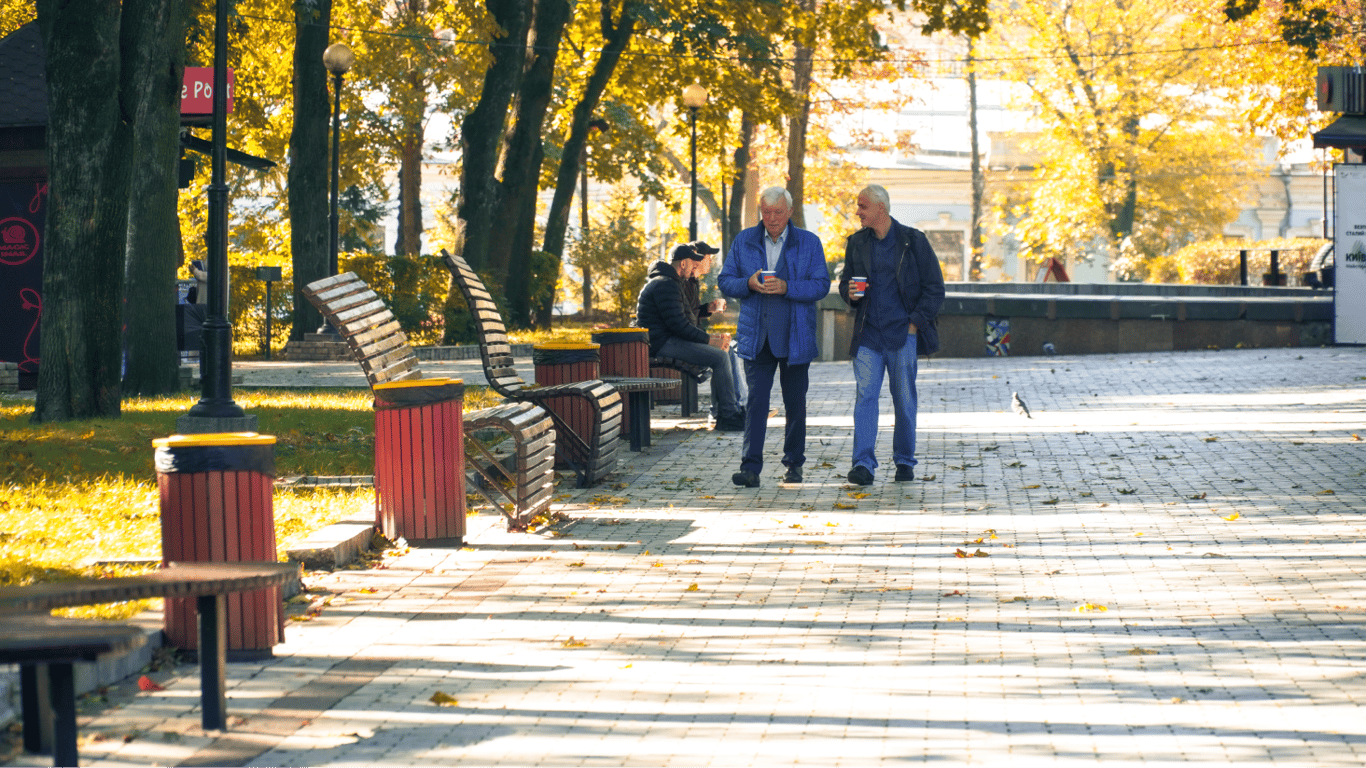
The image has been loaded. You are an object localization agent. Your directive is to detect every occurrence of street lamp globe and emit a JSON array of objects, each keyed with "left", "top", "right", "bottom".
[
  {"left": 682, "top": 83, "right": 709, "bottom": 109},
  {"left": 323, "top": 42, "right": 355, "bottom": 75}
]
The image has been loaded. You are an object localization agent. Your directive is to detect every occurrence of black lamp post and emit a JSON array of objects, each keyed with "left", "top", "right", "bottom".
[
  {"left": 317, "top": 42, "right": 355, "bottom": 336},
  {"left": 182, "top": 0, "right": 250, "bottom": 430},
  {"left": 682, "top": 83, "right": 708, "bottom": 241}
]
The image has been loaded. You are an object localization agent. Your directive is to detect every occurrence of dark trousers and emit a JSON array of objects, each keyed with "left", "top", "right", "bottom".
[{"left": 739, "top": 341, "right": 809, "bottom": 475}]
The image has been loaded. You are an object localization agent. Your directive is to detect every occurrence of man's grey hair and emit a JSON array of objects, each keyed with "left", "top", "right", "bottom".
[
  {"left": 759, "top": 186, "right": 793, "bottom": 209},
  {"left": 859, "top": 184, "right": 890, "bottom": 213}
]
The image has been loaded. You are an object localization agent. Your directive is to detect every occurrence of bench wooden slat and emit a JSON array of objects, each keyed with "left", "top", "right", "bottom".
[
  {"left": 348, "top": 319, "right": 405, "bottom": 351},
  {"left": 0, "top": 562, "right": 298, "bottom": 613}
]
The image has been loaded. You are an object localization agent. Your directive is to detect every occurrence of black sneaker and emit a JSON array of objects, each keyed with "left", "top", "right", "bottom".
[
  {"left": 895, "top": 465, "right": 915, "bottom": 482},
  {"left": 714, "top": 410, "right": 746, "bottom": 432},
  {"left": 847, "top": 466, "right": 874, "bottom": 486},
  {"left": 783, "top": 466, "right": 802, "bottom": 484},
  {"left": 732, "top": 470, "right": 760, "bottom": 487}
]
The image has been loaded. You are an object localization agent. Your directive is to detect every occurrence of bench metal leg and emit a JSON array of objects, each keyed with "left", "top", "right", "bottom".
[
  {"left": 627, "top": 390, "right": 652, "bottom": 451},
  {"left": 20, "top": 662, "right": 51, "bottom": 755},
  {"left": 198, "top": 593, "right": 228, "bottom": 730},
  {"left": 681, "top": 376, "right": 698, "bottom": 418},
  {"left": 49, "top": 662, "right": 78, "bottom": 767}
]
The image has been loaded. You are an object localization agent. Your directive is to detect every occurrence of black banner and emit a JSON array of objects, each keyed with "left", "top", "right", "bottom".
[{"left": 0, "top": 181, "right": 46, "bottom": 380}]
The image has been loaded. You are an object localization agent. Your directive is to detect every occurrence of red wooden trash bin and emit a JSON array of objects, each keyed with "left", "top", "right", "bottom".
[
  {"left": 591, "top": 328, "right": 649, "bottom": 435},
  {"left": 533, "top": 342, "right": 600, "bottom": 462},
  {"left": 154, "top": 432, "right": 282, "bottom": 658},
  {"left": 373, "top": 377, "right": 466, "bottom": 545}
]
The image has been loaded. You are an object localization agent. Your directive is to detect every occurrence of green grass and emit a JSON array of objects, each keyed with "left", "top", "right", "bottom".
[{"left": 0, "top": 385, "right": 499, "bottom": 615}]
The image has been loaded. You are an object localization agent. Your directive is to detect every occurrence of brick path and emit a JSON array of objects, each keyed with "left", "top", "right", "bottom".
[{"left": 46, "top": 347, "right": 1366, "bottom": 766}]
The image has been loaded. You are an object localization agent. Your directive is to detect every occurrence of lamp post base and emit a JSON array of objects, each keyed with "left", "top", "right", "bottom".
[{"left": 176, "top": 414, "right": 261, "bottom": 435}]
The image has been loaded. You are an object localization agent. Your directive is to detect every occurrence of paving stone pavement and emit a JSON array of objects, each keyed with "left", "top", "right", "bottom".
[{"left": 34, "top": 346, "right": 1366, "bottom": 767}]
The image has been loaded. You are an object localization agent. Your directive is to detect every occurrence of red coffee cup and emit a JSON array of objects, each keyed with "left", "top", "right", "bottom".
[
  {"left": 851, "top": 276, "right": 867, "bottom": 294},
  {"left": 760, "top": 270, "right": 776, "bottom": 284}
]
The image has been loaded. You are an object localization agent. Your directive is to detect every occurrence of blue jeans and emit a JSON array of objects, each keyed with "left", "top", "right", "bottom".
[
  {"left": 658, "top": 336, "right": 743, "bottom": 419},
  {"left": 740, "top": 341, "right": 809, "bottom": 474},
  {"left": 851, "top": 338, "right": 919, "bottom": 475}
]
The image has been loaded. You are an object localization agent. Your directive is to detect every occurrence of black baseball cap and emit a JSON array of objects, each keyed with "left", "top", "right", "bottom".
[
  {"left": 690, "top": 240, "right": 720, "bottom": 255},
  {"left": 671, "top": 243, "right": 706, "bottom": 262}
]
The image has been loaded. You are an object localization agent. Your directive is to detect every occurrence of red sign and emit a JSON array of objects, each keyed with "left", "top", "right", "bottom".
[{"left": 181, "top": 67, "right": 235, "bottom": 115}]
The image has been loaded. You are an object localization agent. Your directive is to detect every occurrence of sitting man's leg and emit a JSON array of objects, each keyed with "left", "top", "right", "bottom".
[{"left": 658, "top": 337, "right": 744, "bottom": 428}]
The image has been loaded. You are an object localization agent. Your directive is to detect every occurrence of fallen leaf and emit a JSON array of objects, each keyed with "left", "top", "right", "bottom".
[
  {"left": 1041, "top": 498, "right": 1059, "bottom": 505},
  {"left": 789, "top": 523, "right": 803, "bottom": 529},
  {"left": 954, "top": 548, "right": 969, "bottom": 558},
  {"left": 972, "top": 549, "right": 990, "bottom": 557},
  {"left": 1203, "top": 437, "right": 1218, "bottom": 442},
  {"left": 685, "top": 583, "right": 699, "bottom": 592},
  {"left": 1023, "top": 484, "right": 1041, "bottom": 489},
  {"left": 1074, "top": 603, "right": 1108, "bottom": 612},
  {"left": 848, "top": 492, "right": 870, "bottom": 500},
  {"left": 943, "top": 590, "right": 964, "bottom": 596},
  {"left": 568, "top": 562, "right": 585, "bottom": 567},
  {"left": 825, "top": 522, "right": 839, "bottom": 527},
  {"left": 137, "top": 675, "right": 165, "bottom": 692},
  {"left": 429, "top": 691, "right": 459, "bottom": 707},
  {"left": 1190, "top": 492, "right": 1206, "bottom": 500},
  {"left": 1126, "top": 648, "right": 1159, "bottom": 656},
  {"left": 561, "top": 637, "right": 588, "bottom": 648},
  {"left": 832, "top": 502, "right": 857, "bottom": 509},
  {"left": 1317, "top": 489, "right": 1336, "bottom": 495},
  {"left": 1222, "top": 512, "right": 1240, "bottom": 521},
  {"left": 1117, "top": 488, "right": 1136, "bottom": 495}
]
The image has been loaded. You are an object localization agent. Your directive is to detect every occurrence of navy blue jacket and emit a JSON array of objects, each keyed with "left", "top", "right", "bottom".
[{"left": 718, "top": 224, "right": 831, "bottom": 365}]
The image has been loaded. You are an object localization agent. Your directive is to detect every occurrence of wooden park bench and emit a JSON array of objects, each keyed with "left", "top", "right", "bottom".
[
  {"left": 0, "top": 562, "right": 298, "bottom": 767},
  {"left": 648, "top": 355, "right": 707, "bottom": 417},
  {"left": 440, "top": 249, "right": 631, "bottom": 487},
  {"left": 303, "top": 272, "right": 555, "bottom": 527}
]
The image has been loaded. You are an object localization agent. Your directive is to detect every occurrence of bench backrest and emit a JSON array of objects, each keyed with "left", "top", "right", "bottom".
[
  {"left": 302, "top": 272, "right": 422, "bottom": 388},
  {"left": 440, "top": 249, "right": 527, "bottom": 399}
]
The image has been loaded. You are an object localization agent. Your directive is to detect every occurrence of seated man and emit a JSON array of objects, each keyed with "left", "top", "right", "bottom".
[
  {"left": 679, "top": 242, "right": 748, "bottom": 415},
  {"left": 636, "top": 243, "right": 746, "bottom": 431}
]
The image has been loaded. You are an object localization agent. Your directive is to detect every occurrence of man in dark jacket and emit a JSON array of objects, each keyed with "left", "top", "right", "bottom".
[
  {"left": 838, "top": 184, "right": 945, "bottom": 485},
  {"left": 637, "top": 243, "right": 745, "bottom": 431}
]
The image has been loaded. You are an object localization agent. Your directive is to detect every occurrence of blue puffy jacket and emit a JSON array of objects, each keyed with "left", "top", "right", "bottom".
[{"left": 717, "top": 224, "right": 831, "bottom": 365}]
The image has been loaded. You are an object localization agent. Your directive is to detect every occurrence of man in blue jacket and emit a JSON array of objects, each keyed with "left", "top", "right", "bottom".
[
  {"left": 719, "top": 186, "right": 832, "bottom": 487},
  {"left": 838, "top": 184, "right": 945, "bottom": 485}
]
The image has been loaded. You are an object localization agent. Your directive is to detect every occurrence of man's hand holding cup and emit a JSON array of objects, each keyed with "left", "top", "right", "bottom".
[{"left": 849, "top": 275, "right": 867, "bottom": 300}]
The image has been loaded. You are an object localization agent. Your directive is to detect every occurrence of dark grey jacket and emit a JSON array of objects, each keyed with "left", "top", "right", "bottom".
[
  {"left": 838, "top": 220, "right": 945, "bottom": 357},
  {"left": 636, "top": 261, "right": 710, "bottom": 356}
]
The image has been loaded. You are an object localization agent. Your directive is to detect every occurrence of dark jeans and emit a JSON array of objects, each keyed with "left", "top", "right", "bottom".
[
  {"left": 657, "top": 336, "right": 742, "bottom": 419},
  {"left": 739, "top": 341, "right": 809, "bottom": 475}
]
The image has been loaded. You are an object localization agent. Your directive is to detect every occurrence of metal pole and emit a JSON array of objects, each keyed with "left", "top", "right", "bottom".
[
  {"left": 689, "top": 106, "right": 698, "bottom": 241},
  {"left": 318, "top": 69, "right": 344, "bottom": 336},
  {"left": 264, "top": 279, "right": 272, "bottom": 360},
  {"left": 1239, "top": 249, "right": 1248, "bottom": 286},
  {"left": 187, "top": 0, "right": 245, "bottom": 420}
]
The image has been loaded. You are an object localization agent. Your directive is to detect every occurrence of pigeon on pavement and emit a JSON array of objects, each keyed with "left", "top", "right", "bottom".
[{"left": 1011, "top": 391, "right": 1032, "bottom": 418}]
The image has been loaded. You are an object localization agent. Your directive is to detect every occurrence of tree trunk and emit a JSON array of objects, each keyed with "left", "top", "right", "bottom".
[
  {"left": 785, "top": 0, "right": 816, "bottom": 228},
  {"left": 33, "top": 0, "right": 131, "bottom": 421},
  {"left": 726, "top": 113, "right": 756, "bottom": 250},
  {"left": 122, "top": 0, "right": 187, "bottom": 396},
  {"left": 456, "top": 0, "right": 532, "bottom": 275},
  {"left": 287, "top": 0, "right": 332, "bottom": 340},
  {"left": 539, "top": 0, "right": 636, "bottom": 265},
  {"left": 493, "top": 0, "right": 571, "bottom": 328},
  {"left": 394, "top": 102, "right": 425, "bottom": 258},
  {"left": 967, "top": 37, "right": 985, "bottom": 281},
  {"left": 444, "top": 0, "right": 533, "bottom": 342}
]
